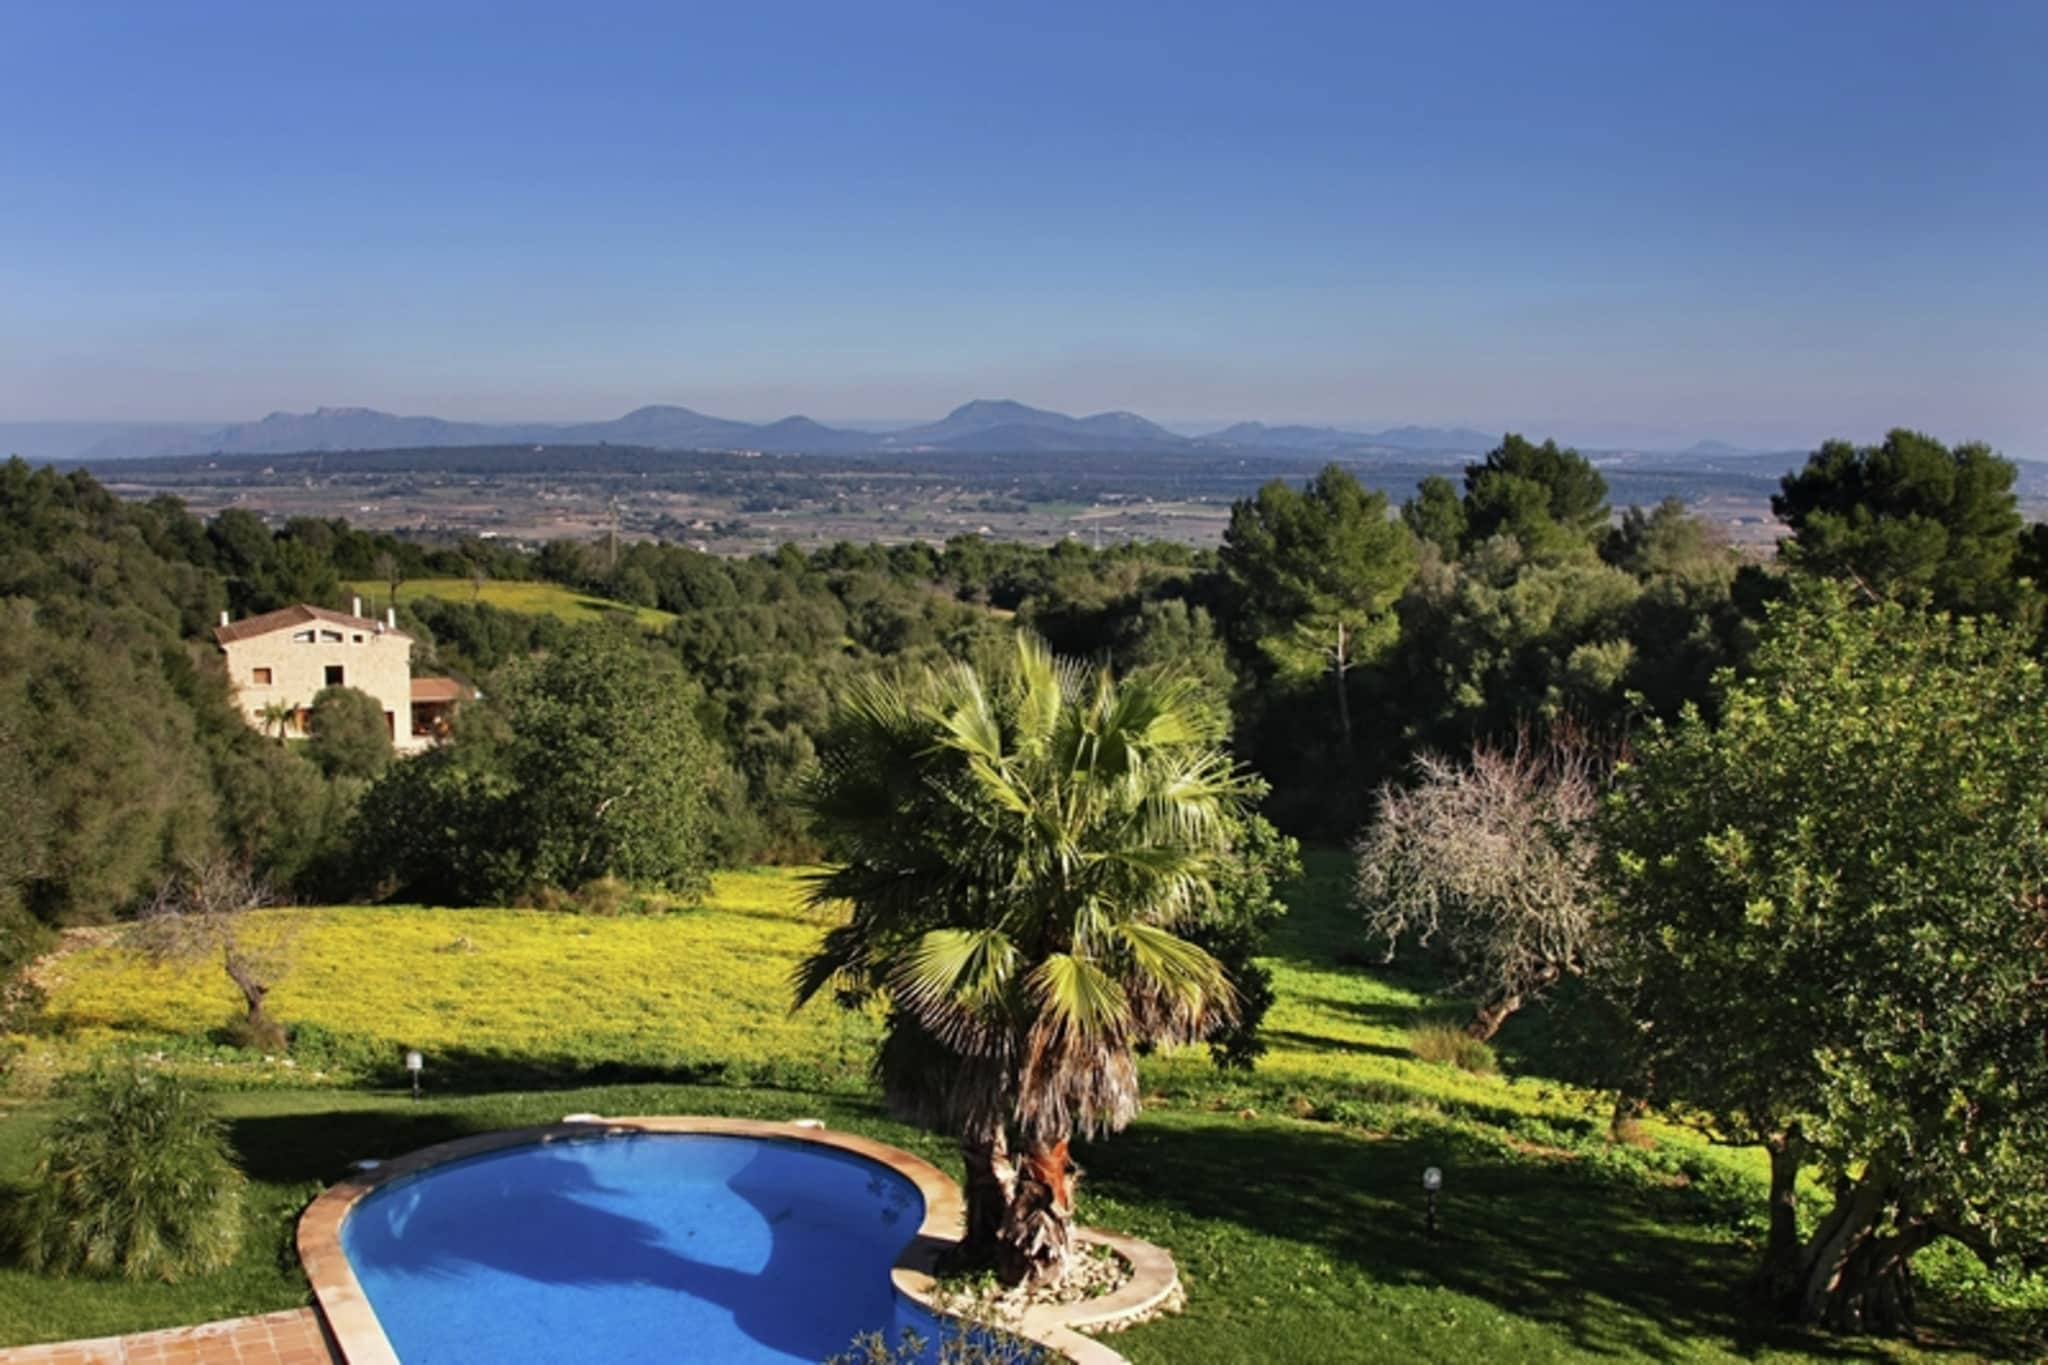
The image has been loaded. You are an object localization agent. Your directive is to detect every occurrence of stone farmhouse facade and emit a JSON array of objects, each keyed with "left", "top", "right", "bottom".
[{"left": 213, "top": 601, "right": 459, "bottom": 753}]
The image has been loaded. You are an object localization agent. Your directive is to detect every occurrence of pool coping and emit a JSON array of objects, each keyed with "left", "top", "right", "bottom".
[{"left": 296, "top": 1115, "right": 1177, "bottom": 1365}]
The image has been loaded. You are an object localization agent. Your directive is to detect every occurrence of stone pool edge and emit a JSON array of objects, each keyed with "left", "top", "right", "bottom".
[{"left": 296, "top": 1115, "right": 1176, "bottom": 1365}]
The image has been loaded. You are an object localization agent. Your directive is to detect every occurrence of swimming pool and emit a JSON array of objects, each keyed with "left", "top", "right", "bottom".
[{"left": 339, "top": 1131, "right": 941, "bottom": 1363}]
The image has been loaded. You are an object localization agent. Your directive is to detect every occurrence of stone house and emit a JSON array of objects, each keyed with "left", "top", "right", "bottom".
[{"left": 213, "top": 600, "right": 455, "bottom": 753}]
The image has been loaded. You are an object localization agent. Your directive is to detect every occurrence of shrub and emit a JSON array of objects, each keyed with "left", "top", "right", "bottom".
[
  {"left": 307, "top": 685, "right": 393, "bottom": 780},
  {"left": 1407, "top": 1022, "right": 1498, "bottom": 1075},
  {"left": 10, "top": 1063, "right": 247, "bottom": 1281},
  {"left": 0, "top": 896, "right": 48, "bottom": 1078}
]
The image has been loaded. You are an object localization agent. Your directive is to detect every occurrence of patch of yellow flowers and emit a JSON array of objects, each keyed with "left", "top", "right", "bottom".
[{"left": 14, "top": 869, "right": 880, "bottom": 1090}]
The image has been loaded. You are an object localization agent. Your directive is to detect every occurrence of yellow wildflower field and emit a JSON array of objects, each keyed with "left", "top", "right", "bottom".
[
  {"left": 346, "top": 577, "right": 677, "bottom": 629},
  {"left": 22, "top": 868, "right": 876, "bottom": 1090}
]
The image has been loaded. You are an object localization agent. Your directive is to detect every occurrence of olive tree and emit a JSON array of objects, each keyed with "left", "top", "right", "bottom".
[
  {"left": 130, "top": 858, "right": 293, "bottom": 1051},
  {"left": 1602, "top": 582, "right": 2048, "bottom": 1332},
  {"left": 1354, "top": 729, "right": 1606, "bottom": 1039}
]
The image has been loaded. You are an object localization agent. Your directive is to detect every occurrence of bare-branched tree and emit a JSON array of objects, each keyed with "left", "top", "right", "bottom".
[
  {"left": 1354, "top": 728, "right": 1609, "bottom": 1040},
  {"left": 131, "top": 858, "right": 295, "bottom": 1051},
  {"left": 372, "top": 550, "right": 404, "bottom": 614}
]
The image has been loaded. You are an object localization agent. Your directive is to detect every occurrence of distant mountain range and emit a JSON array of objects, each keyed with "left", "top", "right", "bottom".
[
  {"left": 58, "top": 400, "right": 1532, "bottom": 462},
  {"left": 37, "top": 404, "right": 2038, "bottom": 485}
]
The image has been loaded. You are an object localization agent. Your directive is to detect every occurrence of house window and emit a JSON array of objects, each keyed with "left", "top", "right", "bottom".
[
  {"left": 352, "top": 633, "right": 365, "bottom": 644},
  {"left": 325, "top": 665, "right": 345, "bottom": 687},
  {"left": 384, "top": 711, "right": 396, "bottom": 740},
  {"left": 319, "top": 630, "right": 343, "bottom": 643},
  {"left": 292, "top": 629, "right": 314, "bottom": 643},
  {"left": 252, "top": 667, "right": 273, "bottom": 685}
]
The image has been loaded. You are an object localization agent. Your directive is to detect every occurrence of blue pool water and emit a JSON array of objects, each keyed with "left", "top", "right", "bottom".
[{"left": 341, "top": 1133, "right": 940, "bottom": 1363}]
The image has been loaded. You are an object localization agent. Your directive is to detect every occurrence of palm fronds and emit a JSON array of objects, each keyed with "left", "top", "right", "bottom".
[
  {"left": 796, "top": 632, "right": 1251, "bottom": 1141},
  {"left": 10, "top": 1063, "right": 246, "bottom": 1281}
]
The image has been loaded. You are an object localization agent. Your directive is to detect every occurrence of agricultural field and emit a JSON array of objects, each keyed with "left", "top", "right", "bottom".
[
  {"left": 2, "top": 860, "right": 2039, "bottom": 1360},
  {"left": 345, "top": 576, "right": 677, "bottom": 628}
]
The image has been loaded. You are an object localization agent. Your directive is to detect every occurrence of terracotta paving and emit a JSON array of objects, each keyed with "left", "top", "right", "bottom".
[{"left": 0, "top": 1309, "right": 337, "bottom": 1365}]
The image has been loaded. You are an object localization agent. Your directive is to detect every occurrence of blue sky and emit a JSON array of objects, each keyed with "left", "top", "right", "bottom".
[{"left": 2, "top": 0, "right": 2043, "bottom": 452}]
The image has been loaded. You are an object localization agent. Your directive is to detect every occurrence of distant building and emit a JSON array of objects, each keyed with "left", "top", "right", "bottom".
[{"left": 212, "top": 601, "right": 466, "bottom": 753}]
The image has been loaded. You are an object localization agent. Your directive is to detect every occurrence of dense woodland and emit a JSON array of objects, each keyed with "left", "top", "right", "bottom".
[{"left": 3, "top": 430, "right": 2042, "bottom": 931}]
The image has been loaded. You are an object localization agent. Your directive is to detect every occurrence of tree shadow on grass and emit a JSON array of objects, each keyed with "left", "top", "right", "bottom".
[
  {"left": 1081, "top": 1115, "right": 2009, "bottom": 1363},
  {"left": 325, "top": 1045, "right": 861, "bottom": 1098},
  {"left": 227, "top": 1108, "right": 488, "bottom": 1186},
  {"left": 223, "top": 1086, "right": 913, "bottom": 1190},
  {"left": 1259, "top": 1028, "right": 1413, "bottom": 1062},
  {"left": 1298, "top": 993, "right": 1440, "bottom": 1034}
]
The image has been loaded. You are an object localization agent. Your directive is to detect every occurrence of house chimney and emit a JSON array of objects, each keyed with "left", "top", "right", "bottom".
[
  {"left": 352, "top": 595, "right": 362, "bottom": 618},
  {"left": 387, "top": 607, "right": 397, "bottom": 629},
  {"left": 219, "top": 609, "right": 230, "bottom": 627}
]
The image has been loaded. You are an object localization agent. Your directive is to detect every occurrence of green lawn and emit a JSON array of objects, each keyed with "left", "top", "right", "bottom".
[
  {"left": 346, "top": 577, "right": 677, "bottom": 629},
  {"left": 1, "top": 858, "right": 2037, "bottom": 1359}
]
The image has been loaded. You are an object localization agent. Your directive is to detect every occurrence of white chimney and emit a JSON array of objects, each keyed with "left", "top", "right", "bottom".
[
  {"left": 219, "top": 609, "right": 230, "bottom": 627},
  {"left": 352, "top": 595, "right": 362, "bottom": 617},
  {"left": 386, "top": 607, "right": 397, "bottom": 629}
]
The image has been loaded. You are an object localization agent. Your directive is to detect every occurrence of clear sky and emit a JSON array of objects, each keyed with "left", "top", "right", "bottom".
[{"left": 3, "top": 0, "right": 2043, "bottom": 453}]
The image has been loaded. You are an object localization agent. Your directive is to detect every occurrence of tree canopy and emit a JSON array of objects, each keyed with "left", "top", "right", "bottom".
[
  {"left": 1462, "top": 434, "right": 1610, "bottom": 553},
  {"left": 1602, "top": 582, "right": 2048, "bottom": 1331},
  {"left": 1772, "top": 429, "right": 2026, "bottom": 615},
  {"left": 350, "top": 625, "right": 720, "bottom": 901},
  {"left": 307, "top": 685, "right": 392, "bottom": 781}
]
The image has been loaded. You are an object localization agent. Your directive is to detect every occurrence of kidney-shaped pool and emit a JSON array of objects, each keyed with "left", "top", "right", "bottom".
[{"left": 340, "top": 1132, "right": 940, "bottom": 1363}]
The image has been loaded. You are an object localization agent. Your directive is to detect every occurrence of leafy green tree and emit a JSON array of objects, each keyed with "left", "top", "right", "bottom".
[
  {"left": 1221, "top": 464, "right": 1417, "bottom": 757},
  {"left": 796, "top": 636, "right": 1253, "bottom": 1286},
  {"left": 1772, "top": 429, "right": 2025, "bottom": 614},
  {"left": 1603, "top": 583, "right": 2048, "bottom": 1331},
  {"left": 1183, "top": 810, "right": 1298, "bottom": 1071},
  {"left": 1387, "top": 536, "right": 1641, "bottom": 753},
  {"left": 1402, "top": 474, "right": 1467, "bottom": 557},
  {"left": 346, "top": 744, "right": 512, "bottom": 904},
  {"left": 1602, "top": 499, "right": 1751, "bottom": 719},
  {"left": 1462, "top": 434, "right": 1610, "bottom": 552},
  {"left": 1108, "top": 598, "right": 1234, "bottom": 707},
  {"left": 307, "top": 685, "right": 392, "bottom": 780},
  {"left": 497, "top": 626, "right": 716, "bottom": 896},
  {"left": 1602, "top": 497, "right": 1728, "bottom": 579},
  {"left": 0, "top": 615, "right": 220, "bottom": 924},
  {"left": 2020, "top": 521, "right": 2048, "bottom": 587},
  {"left": 0, "top": 715, "right": 49, "bottom": 1058}
]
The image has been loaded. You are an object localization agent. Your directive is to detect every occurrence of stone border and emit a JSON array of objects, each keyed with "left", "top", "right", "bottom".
[{"left": 296, "top": 1116, "right": 1178, "bottom": 1365}]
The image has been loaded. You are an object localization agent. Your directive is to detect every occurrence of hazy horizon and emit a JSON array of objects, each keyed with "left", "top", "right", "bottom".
[{"left": 0, "top": 403, "right": 1963, "bottom": 464}]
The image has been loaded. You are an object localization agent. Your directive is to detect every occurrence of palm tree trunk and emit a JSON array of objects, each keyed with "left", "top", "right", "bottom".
[
  {"left": 958, "top": 1128, "right": 1016, "bottom": 1263},
  {"left": 997, "top": 1137, "right": 1076, "bottom": 1289}
]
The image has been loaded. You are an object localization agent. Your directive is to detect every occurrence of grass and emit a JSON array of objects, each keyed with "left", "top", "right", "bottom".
[
  {"left": 1407, "top": 1022, "right": 1500, "bottom": 1075},
  {"left": 15, "top": 869, "right": 879, "bottom": 1093},
  {"left": 3, "top": 858, "right": 2040, "bottom": 1360},
  {"left": 346, "top": 577, "right": 677, "bottom": 629}
]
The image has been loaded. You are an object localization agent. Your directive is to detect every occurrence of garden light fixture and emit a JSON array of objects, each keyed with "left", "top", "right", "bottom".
[
  {"left": 1423, "top": 1165, "right": 1443, "bottom": 1239},
  {"left": 405, "top": 1049, "right": 424, "bottom": 1100}
]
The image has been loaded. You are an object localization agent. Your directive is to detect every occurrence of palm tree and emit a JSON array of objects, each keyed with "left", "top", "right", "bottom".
[
  {"left": 795, "top": 635, "right": 1251, "bottom": 1287},
  {"left": 257, "top": 701, "right": 294, "bottom": 744}
]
